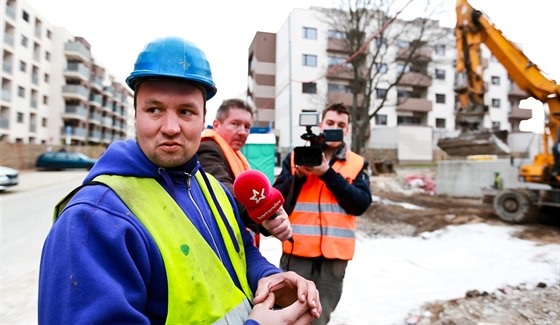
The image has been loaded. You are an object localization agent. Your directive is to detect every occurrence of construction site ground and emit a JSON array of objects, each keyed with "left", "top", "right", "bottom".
[{"left": 362, "top": 166, "right": 560, "bottom": 324}]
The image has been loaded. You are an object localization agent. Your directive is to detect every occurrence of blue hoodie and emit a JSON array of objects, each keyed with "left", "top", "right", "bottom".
[{"left": 38, "top": 140, "right": 280, "bottom": 324}]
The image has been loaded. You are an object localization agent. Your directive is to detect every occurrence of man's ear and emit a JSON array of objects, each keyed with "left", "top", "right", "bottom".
[{"left": 212, "top": 119, "right": 220, "bottom": 129}]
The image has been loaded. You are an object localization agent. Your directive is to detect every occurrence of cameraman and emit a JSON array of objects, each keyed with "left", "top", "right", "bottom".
[{"left": 273, "top": 103, "right": 372, "bottom": 324}]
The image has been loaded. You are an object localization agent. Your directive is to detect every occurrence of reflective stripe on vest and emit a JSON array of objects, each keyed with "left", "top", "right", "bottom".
[
  {"left": 201, "top": 129, "right": 250, "bottom": 177},
  {"left": 283, "top": 150, "right": 364, "bottom": 260},
  {"left": 88, "top": 174, "right": 252, "bottom": 324}
]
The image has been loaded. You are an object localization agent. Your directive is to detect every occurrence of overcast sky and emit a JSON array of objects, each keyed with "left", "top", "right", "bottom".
[{"left": 25, "top": 0, "right": 559, "bottom": 130}]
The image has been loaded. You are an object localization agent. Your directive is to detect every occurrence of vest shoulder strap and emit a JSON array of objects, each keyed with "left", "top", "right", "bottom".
[{"left": 53, "top": 181, "right": 106, "bottom": 223}]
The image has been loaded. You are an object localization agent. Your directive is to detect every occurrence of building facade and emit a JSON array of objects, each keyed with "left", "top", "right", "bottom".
[
  {"left": 1, "top": 0, "right": 131, "bottom": 146},
  {"left": 247, "top": 7, "right": 532, "bottom": 162}
]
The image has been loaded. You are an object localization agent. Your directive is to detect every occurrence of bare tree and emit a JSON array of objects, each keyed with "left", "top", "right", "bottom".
[{"left": 317, "top": 0, "right": 450, "bottom": 155}]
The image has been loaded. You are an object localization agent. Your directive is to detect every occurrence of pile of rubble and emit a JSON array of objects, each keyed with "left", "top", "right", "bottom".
[{"left": 406, "top": 282, "right": 560, "bottom": 325}]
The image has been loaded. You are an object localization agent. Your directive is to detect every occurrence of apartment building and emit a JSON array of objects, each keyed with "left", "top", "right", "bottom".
[
  {"left": 247, "top": 7, "right": 532, "bottom": 162},
  {"left": 1, "top": 0, "right": 131, "bottom": 146}
]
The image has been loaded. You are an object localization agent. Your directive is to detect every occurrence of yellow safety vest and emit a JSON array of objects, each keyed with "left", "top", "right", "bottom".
[{"left": 55, "top": 173, "right": 253, "bottom": 324}]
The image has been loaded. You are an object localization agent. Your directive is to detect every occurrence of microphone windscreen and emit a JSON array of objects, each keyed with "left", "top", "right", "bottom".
[
  {"left": 233, "top": 170, "right": 271, "bottom": 208},
  {"left": 233, "top": 170, "right": 285, "bottom": 223}
]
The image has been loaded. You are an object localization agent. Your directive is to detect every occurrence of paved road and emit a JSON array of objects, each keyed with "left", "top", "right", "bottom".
[{"left": 1, "top": 170, "right": 88, "bottom": 324}]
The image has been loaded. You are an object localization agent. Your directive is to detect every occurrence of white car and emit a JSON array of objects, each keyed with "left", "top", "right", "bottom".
[{"left": 0, "top": 166, "right": 19, "bottom": 191}]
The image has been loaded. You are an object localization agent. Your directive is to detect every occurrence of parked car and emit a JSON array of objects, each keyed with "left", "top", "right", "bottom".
[
  {"left": 35, "top": 151, "right": 98, "bottom": 170},
  {"left": 0, "top": 166, "right": 19, "bottom": 191}
]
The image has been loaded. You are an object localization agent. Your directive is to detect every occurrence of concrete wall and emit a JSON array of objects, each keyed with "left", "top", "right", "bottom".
[
  {"left": 436, "top": 159, "right": 522, "bottom": 198},
  {"left": 0, "top": 142, "right": 107, "bottom": 170}
]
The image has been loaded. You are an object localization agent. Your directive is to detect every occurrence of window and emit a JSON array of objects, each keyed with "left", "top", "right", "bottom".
[
  {"left": 18, "top": 86, "right": 25, "bottom": 97},
  {"left": 327, "top": 30, "right": 346, "bottom": 39},
  {"left": 492, "top": 121, "right": 500, "bottom": 129},
  {"left": 44, "top": 73, "right": 49, "bottom": 83},
  {"left": 302, "top": 82, "right": 317, "bottom": 94},
  {"left": 17, "top": 112, "right": 24, "bottom": 123},
  {"left": 396, "top": 63, "right": 410, "bottom": 74},
  {"left": 43, "top": 95, "right": 48, "bottom": 104},
  {"left": 328, "top": 83, "right": 351, "bottom": 93},
  {"left": 435, "top": 69, "right": 446, "bottom": 80},
  {"left": 397, "top": 115, "right": 421, "bottom": 125},
  {"left": 302, "top": 54, "right": 317, "bottom": 67},
  {"left": 491, "top": 76, "right": 500, "bottom": 85},
  {"left": 46, "top": 29, "right": 52, "bottom": 39},
  {"left": 375, "top": 114, "right": 387, "bottom": 125},
  {"left": 491, "top": 98, "right": 501, "bottom": 108},
  {"left": 19, "top": 60, "right": 26, "bottom": 72},
  {"left": 21, "top": 35, "right": 28, "bottom": 47},
  {"left": 435, "top": 94, "right": 446, "bottom": 104},
  {"left": 375, "top": 88, "right": 387, "bottom": 99},
  {"left": 302, "top": 27, "right": 317, "bottom": 40},
  {"left": 42, "top": 117, "right": 47, "bottom": 127},
  {"left": 435, "top": 44, "right": 445, "bottom": 56},
  {"left": 328, "top": 55, "right": 350, "bottom": 67},
  {"left": 396, "top": 39, "right": 409, "bottom": 48},
  {"left": 375, "top": 62, "right": 388, "bottom": 74},
  {"left": 45, "top": 51, "right": 51, "bottom": 61},
  {"left": 22, "top": 10, "right": 29, "bottom": 22},
  {"left": 374, "top": 37, "right": 388, "bottom": 49},
  {"left": 435, "top": 118, "right": 446, "bottom": 128}
]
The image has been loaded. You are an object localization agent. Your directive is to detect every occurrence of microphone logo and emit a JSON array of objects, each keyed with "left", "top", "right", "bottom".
[{"left": 249, "top": 187, "right": 266, "bottom": 204}]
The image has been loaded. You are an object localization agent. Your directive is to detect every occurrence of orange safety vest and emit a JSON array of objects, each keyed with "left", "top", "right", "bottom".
[
  {"left": 201, "top": 129, "right": 260, "bottom": 247},
  {"left": 201, "top": 129, "right": 251, "bottom": 176},
  {"left": 283, "top": 150, "right": 364, "bottom": 260}
]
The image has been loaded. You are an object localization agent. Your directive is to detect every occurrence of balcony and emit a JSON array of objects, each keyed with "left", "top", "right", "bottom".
[
  {"left": 0, "top": 118, "right": 9, "bottom": 129},
  {"left": 327, "top": 38, "right": 349, "bottom": 53},
  {"left": 60, "top": 126, "right": 87, "bottom": 139},
  {"left": 396, "top": 97, "right": 433, "bottom": 112},
  {"left": 327, "top": 92, "right": 365, "bottom": 107},
  {"left": 3, "top": 61, "right": 12, "bottom": 74},
  {"left": 396, "top": 46, "right": 432, "bottom": 63},
  {"left": 64, "top": 62, "right": 90, "bottom": 82},
  {"left": 326, "top": 65, "right": 359, "bottom": 81},
  {"left": 89, "top": 93, "right": 102, "bottom": 107},
  {"left": 88, "top": 112, "right": 103, "bottom": 125},
  {"left": 62, "top": 84, "right": 89, "bottom": 101},
  {"left": 90, "top": 76, "right": 103, "bottom": 92},
  {"left": 509, "top": 105, "right": 532, "bottom": 120},
  {"left": 62, "top": 104, "right": 88, "bottom": 120},
  {"left": 397, "top": 72, "right": 432, "bottom": 88},
  {"left": 64, "top": 42, "right": 91, "bottom": 62},
  {"left": 508, "top": 82, "right": 527, "bottom": 98}
]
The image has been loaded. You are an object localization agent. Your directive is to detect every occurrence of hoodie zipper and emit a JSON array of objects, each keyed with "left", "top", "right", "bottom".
[{"left": 184, "top": 171, "right": 224, "bottom": 263}]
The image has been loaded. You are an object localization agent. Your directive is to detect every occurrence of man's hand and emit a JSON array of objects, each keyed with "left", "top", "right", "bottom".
[
  {"left": 253, "top": 271, "right": 321, "bottom": 319},
  {"left": 249, "top": 292, "right": 315, "bottom": 325},
  {"left": 294, "top": 153, "right": 329, "bottom": 178},
  {"left": 261, "top": 206, "right": 293, "bottom": 242}
]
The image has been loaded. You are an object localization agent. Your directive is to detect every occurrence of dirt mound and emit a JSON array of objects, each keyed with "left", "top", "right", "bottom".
[
  {"left": 365, "top": 169, "right": 560, "bottom": 244},
  {"left": 408, "top": 283, "right": 560, "bottom": 325}
]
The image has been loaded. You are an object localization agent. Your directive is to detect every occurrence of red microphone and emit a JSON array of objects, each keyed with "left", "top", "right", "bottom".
[{"left": 233, "top": 170, "right": 285, "bottom": 223}]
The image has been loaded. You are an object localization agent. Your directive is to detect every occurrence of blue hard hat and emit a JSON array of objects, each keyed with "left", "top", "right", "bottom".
[{"left": 126, "top": 36, "right": 217, "bottom": 100}]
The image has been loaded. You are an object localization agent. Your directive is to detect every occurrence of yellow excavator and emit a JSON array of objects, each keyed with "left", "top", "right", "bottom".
[{"left": 439, "top": 0, "right": 560, "bottom": 223}]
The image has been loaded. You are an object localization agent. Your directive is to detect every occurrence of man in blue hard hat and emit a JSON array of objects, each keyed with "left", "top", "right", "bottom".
[{"left": 38, "top": 36, "right": 321, "bottom": 324}]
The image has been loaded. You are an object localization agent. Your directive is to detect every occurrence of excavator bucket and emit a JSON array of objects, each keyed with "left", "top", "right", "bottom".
[{"left": 437, "top": 130, "right": 510, "bottom": 157}]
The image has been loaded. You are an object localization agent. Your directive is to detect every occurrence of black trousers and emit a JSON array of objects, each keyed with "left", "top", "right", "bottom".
[{"left": 280, "top": 253, "right": 348, "bottom": 325}]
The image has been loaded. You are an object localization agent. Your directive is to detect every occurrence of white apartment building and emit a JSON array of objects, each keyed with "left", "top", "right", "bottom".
[
  {"left": 248, "top": 7, "right": 532, "bottom": 162},
  {"left": 1, "top": 0, "right": 132, "bottom": 146}
]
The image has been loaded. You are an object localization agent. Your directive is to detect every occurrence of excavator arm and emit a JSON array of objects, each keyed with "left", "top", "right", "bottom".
[{"left": 438, "top": 0, "right": 560, "bottom": 160}]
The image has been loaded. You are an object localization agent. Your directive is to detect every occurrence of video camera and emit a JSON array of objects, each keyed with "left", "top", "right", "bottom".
[{"left": 294, "top": 112, "right": 343, "bottom": 167}]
